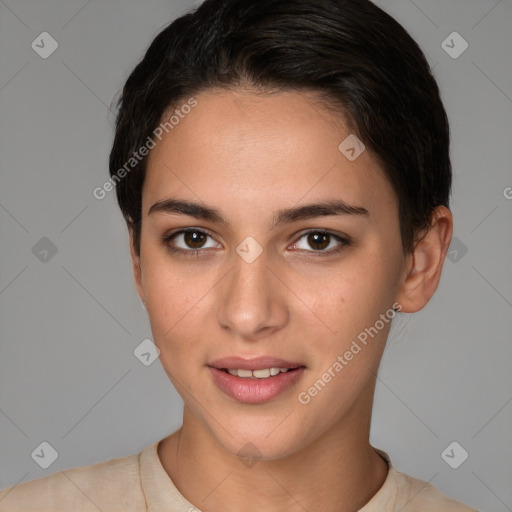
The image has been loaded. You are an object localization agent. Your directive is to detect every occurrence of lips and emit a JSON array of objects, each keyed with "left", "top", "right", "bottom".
[{"left": 208, "top": 356, "right": 307, "bottom": 404}]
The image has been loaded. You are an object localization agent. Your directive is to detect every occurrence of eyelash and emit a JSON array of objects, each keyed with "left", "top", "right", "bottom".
[{"left": 161, "top": 228, "right": 350, "bottom": 258}]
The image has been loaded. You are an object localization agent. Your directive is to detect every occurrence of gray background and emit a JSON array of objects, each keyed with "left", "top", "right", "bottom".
[{"left": 0, "top": 0, "right": 511, "bottom": 510}]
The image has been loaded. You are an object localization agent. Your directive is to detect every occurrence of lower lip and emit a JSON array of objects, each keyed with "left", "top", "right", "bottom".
[{"left": 208, "top": 367, "right": 306, "bottom": 404}]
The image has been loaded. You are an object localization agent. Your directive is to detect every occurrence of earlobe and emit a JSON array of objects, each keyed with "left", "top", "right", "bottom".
[{"left": 396, "top": 206, "right": 453, "bottom": 313}]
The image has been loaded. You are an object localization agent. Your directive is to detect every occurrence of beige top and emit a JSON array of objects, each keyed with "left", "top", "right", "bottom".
[{"left": 0, "top": 441, "right": 477, "bottom": 511}]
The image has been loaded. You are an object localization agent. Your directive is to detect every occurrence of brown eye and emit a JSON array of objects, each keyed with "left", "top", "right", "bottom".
[
  {"left": 163, "top": 229, "right": 219, "bottom": 253},
  {"left": 183, "top": 230, "right": 207, "bottom": 249},
  {"left": 307, "top": 232, "right": 330, "bottom": 251},
  {"left": 293, "top": 230, "right": 349, "bottom": 253}
]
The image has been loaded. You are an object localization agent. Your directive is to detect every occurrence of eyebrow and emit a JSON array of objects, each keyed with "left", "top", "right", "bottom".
[{"left": 148, "top": 198, "right": 369, "bottom": 227}]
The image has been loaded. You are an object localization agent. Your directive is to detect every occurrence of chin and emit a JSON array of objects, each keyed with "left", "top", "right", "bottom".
[{"left": 210, "top": 421, "right": 312, "bottom": 463}]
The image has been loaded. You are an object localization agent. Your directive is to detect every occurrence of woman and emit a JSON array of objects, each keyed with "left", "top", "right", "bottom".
[{"left": 0, "top": 0, "right": 478, "bottom": 510}]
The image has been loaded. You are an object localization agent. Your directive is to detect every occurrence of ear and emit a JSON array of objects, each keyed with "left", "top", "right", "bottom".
[
  {"left": 396, "top": 205, "right": 453, "bottom": 313},
  {"left": 128, "top": 225, "right": 146, "bottom": 305}
]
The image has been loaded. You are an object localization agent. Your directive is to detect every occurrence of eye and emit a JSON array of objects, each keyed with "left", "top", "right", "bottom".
[
  {"left": 162, "top": 228, "right": 220, "bottom": 253},
  {"left": 161, "top": 228, "right": 349, "bottom": 257},
  {"left": 291, "top": 230, "right": 349, "bottom": 254}
]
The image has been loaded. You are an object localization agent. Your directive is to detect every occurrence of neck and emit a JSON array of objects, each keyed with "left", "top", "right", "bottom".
[{"left": 158, "top": 381, "right": 388, "bottom": 512}]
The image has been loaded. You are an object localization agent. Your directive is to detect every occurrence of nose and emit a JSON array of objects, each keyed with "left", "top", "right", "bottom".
[{"left": 216, "top": 248, "right": 289, "bottom": 342}]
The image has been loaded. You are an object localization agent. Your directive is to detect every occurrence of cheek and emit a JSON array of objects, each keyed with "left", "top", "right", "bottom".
[
  {"left": 296, "top": 279, "right": 392, "bottom": 423},
  {"left": 142, "top": 260, "right": 209, "bottom": 359},
  {"left": 306, "top": 265, "right": 392, "bottom": 341},
  {"left": 297, "top": 253, "right": 397, "bottom": 394}
]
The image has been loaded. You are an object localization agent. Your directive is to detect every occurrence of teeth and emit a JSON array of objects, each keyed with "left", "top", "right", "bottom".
[
  {"left": 252, "top": 368, "right": 271, "bottom": 378},
  {"left": 225, "top": 367, "right": 293, "bottom": 379}
]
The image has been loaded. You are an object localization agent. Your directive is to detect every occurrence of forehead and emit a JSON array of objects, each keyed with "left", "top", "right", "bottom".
[{"left": 143, "top": 89, "right": 396, "bottom": 220}]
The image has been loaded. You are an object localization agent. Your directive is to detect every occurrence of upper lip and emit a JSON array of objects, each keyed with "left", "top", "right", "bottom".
[{"left": 208, "top": 356, "right": 305, "bottom": 371}]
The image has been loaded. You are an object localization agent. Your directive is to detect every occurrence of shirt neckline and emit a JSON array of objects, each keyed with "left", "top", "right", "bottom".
[{"left": 139, "top": 440, "right": 399, "bottom": 511}]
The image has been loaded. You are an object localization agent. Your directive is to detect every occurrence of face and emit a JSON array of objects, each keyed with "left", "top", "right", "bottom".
[{"left": 132, "top": 89, "right": 408, "bottom": 460}]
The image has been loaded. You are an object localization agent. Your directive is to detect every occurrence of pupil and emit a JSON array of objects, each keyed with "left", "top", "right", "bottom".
[
  {"left": 308, "top": 232, "right": 329, "bottom": 251},
  {"left": 185, "top": 231, "right": 205, "bottom": 249}
]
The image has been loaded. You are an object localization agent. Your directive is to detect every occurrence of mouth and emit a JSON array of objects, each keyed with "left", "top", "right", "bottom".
[
  {"left": 218, "top": 366, "right": 303, "bottom": 379},
  {"left": 208, "top": 356, "right": 307, "bottom": 403}
]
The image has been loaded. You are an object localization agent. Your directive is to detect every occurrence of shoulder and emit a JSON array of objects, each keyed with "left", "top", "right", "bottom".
[
  {"left": 364, "top": 449, "right": 479, "bottom": 512},
  {"left": 0, "top": 448, "right": 146, "bottom": 512},
  {"left": 395, "top": 470, "right": 478, "bottom": 511}
]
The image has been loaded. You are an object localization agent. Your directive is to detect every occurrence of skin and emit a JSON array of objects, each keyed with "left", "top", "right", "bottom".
[{"left": 129, "top": 88, "right": 453, "bottom": 512}]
